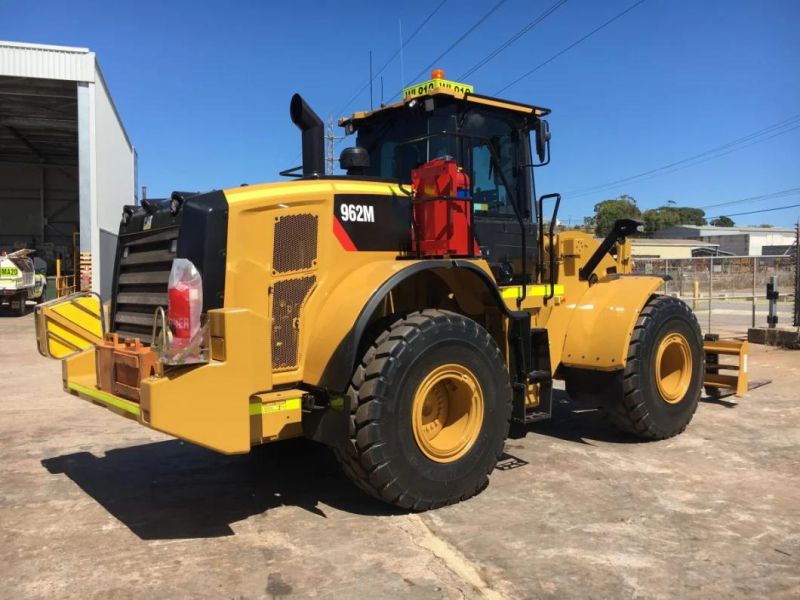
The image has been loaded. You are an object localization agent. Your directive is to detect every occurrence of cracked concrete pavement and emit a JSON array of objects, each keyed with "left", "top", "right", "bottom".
[{"left": 1, "top": 312, "right": 798, "bottom": 599}]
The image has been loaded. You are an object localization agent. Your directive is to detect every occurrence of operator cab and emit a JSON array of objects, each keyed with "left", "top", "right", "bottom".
[{"left": 339, "top": 70, "right": 552, "bottom": 285}]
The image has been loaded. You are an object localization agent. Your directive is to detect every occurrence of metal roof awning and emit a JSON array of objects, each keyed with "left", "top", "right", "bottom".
[{"left": 0, "top": 75, "right": 77, "bottom": 168}]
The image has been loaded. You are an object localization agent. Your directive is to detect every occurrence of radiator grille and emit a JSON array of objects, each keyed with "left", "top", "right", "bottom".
[
  {"left": 111, "top": 227, "right": 178, "bottom": 343},
  {"left": 273, "top": 214, "right": 318, "bottom": 273},
  {"left": 271, "top": 275, "right": 315, "bottom": 370}
]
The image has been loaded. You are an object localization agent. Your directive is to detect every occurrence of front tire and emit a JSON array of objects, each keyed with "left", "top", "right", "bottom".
[
  {"left": 566, "top": 295, "right": 703, "bottom": 440},
  {"left": 606, "top": 295, "right": 703, "bottom": 439},
  {"left": 334, "top": 309, "right": 512, "bottom": 510}
]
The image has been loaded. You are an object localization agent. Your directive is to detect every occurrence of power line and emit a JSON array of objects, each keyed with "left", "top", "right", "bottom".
[
  {"left": 698, "top": 187, "right": 800, "bottom": 210},
  {"left": 564, "top": 114, "right": 800, "bottom": 198},
  {"left": 337, "top": 0, "right": 507, "bottom": 148},
  {"left": 335, "top": 0, "right": 448, "bottom": 117},
  {"left": 388, "top": 0, "right": 508, "bottom": 102},
  {"left": 458, "top": 0, "right": 570, "bottom": 80},
  {"left": 706, "top": 203, "right": 800, "bottom": 220},
  {"left": 495, "top": 0, "right": 650, "bottom": 95},
  {"left": 598, "top": 122, "right": 800, "bottom": 194}
]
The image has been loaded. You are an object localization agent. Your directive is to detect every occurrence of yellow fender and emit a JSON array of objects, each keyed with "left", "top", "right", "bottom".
[
  {"left": 303, "top": 259, "right": 504, "bottom": 391},
  {"left": 561, "top": 276, "right": 665, "bottom": 371},
  {"left": 302, "top": 259, "right": 426, "bottom": 388}
]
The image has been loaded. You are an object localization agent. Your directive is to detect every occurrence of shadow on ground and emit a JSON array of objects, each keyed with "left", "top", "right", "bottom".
[
  {"left": 519, "top": 390, "right": 638, "bottom": 445},
  {"left": 522, "top": 389, "right": 733, "bottom": 443},
  {"left": 0, "top": 307, "right": 31, "bottom": 318},
  {"left": 41, "top": 389, "right": 727, "bottom": 541},
  {"left": 42, "top": 438, "right": 400, "bottom": 540}
]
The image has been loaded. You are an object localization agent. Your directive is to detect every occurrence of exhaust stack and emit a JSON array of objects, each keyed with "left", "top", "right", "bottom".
[{"left": 290, "top": 94, "right": 325, "bottom": 178}]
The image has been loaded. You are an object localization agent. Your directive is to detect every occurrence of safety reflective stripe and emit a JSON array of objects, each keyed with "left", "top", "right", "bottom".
[
  {"left": 500, "top": 284, "right": 565, "bottom": 299},
  {"left": 68, "top": 381, "right": 141, "bottom": 416},
  {"left": 249, "top": 398, "right": 302, "bottom": 416}
]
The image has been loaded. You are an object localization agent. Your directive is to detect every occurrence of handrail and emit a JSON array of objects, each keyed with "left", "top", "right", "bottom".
[{"left": 537, "top": 194, "right": 561, "bottom": 303}]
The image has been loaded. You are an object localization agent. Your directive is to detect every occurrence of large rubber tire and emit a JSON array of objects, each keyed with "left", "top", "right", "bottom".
[
  {"left": 334, "top": 309, "right": 512, "bottom": 510},
  {"left": 605, "top": 294, "right": 703, "bottom": 439},
  {"left": 15, "top": 292, "right": 26, "bottom": 316}
]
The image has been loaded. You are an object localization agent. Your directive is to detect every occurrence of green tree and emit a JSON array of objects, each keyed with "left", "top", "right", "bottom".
[
  {"left": 757, "top": 223, "right": 774, "bottom": 228},
  {"left": 642, "top": 205, "right": 707, "bottom": 235},
  {"left": 677, "top": 207, "right": 707, "bottom": 225},
  {"left": 710, "top": 215, "right": 735, "bottom": 227},
  {"left": 593, "top": 195, "right": 641, "bottom": 237}
]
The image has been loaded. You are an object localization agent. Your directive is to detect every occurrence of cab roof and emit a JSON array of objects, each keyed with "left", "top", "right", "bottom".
[{"left": 339, "top": 83, "right": 550, "bottom": 130}]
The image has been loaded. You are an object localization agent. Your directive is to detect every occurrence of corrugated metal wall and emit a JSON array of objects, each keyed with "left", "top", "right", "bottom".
[{"left": 0, "top": 41, "right": 95, "bottom": 82}]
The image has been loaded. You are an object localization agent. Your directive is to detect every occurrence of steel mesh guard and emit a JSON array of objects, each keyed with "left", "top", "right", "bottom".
[
  {"left": 273, "top": 214, "right": 318, "bottom": 273},
  {"left": 271, "top": 275, "right": 316, "bottom": 370}
]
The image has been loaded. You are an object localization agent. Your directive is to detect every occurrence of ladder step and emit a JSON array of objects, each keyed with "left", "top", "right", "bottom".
[
  {"left": 528, "top": 369, "right": 551, "bottom": 382},
  {"left": 521, "top": 409, "right": 550, "bottom": 424}
]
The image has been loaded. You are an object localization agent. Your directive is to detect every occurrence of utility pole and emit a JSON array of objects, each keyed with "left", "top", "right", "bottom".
[{"left": 325, "top": 116, "right": 344, "bottom": 176}]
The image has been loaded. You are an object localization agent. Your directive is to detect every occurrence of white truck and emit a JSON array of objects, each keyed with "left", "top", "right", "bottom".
[{"left": 0, "top": 250, "right": 46, "bottom": 315}]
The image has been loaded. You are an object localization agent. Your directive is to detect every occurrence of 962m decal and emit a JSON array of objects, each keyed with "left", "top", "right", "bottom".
[{"left": 333, "top": 193, "right": 412, "bottom": 252}]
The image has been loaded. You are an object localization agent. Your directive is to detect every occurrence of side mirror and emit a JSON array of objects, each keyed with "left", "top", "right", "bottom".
[{"left": 535, "top": 119, "right": 550, "bottom": 164}]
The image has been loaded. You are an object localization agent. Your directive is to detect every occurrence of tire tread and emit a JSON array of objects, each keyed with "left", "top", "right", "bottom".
[{"left": 333, "top": 309, "right": 511, "bottom": 510}]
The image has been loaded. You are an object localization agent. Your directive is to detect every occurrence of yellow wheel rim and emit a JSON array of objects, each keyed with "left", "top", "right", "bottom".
[
  {"left": 655, "top": 332, "right": 692, "bottom": 404},
  {"left": 411, "top": 364, "right": 484, "bottom": 463}
]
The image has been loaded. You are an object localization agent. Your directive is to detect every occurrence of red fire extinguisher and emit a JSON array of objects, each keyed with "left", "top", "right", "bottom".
[{"left": 167, "top": 258, "right": 202, "bottom": 350}]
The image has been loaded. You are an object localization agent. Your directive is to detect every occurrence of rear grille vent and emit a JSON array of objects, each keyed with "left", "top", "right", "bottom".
[
  {"left": 273, "top": 214, "right": 318, "bottom": 273},
  {"left": 271, "top": 275, "right": 316, "bottom": 370},
  {"left": 112, "top": 227, "right": 178, "bottom": 343}
]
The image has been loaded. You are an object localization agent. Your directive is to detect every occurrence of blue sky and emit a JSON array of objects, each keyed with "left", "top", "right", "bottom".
[{"left": 4, "top": 0, "right": 799, "bottom": 226}]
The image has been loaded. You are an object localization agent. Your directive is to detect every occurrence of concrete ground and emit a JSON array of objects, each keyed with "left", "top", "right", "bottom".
[{"left": 1, "top": 310, "right": 798, "bottom": 599}]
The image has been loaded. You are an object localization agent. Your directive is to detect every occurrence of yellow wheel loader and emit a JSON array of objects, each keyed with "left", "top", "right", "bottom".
[{"left": 35, "top": 71, "right": 735, "bottom": 510}]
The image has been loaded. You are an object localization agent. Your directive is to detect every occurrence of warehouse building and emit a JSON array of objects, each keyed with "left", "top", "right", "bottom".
[
  {"left": 0, "top": 40, "right": 136, "bottom": 297},
  {"left": 654, "top": 225, "right": 797, "bottom": 256},
  {"left": 630, "top": 238, "right": 719, "bottom": 259}
]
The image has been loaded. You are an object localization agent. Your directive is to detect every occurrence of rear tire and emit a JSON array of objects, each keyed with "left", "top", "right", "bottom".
[{"left": 334, "top": 309, "right": 511, "bottom": 510}]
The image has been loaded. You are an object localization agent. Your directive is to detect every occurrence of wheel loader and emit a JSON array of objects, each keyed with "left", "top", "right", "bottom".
[{"left": 34, "top": 70, "right": 746, "bottom": 510}]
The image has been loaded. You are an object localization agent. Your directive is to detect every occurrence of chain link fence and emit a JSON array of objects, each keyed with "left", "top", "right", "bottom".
[
  {"left": 793, "top": 223, "right": 800, "bottom": 328},
  {"left": 632, "top": 253, "right": 797, "bottom": 337}
]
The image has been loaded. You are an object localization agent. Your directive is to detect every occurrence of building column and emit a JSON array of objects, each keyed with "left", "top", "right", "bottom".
[{"left": 77, "top": 80, "right": 99, "bottom": 293}]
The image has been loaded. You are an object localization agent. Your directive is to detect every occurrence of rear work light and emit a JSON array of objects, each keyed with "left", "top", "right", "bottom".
[{"left": 167, "top": 258, "right": 203, "bottom": 350}]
